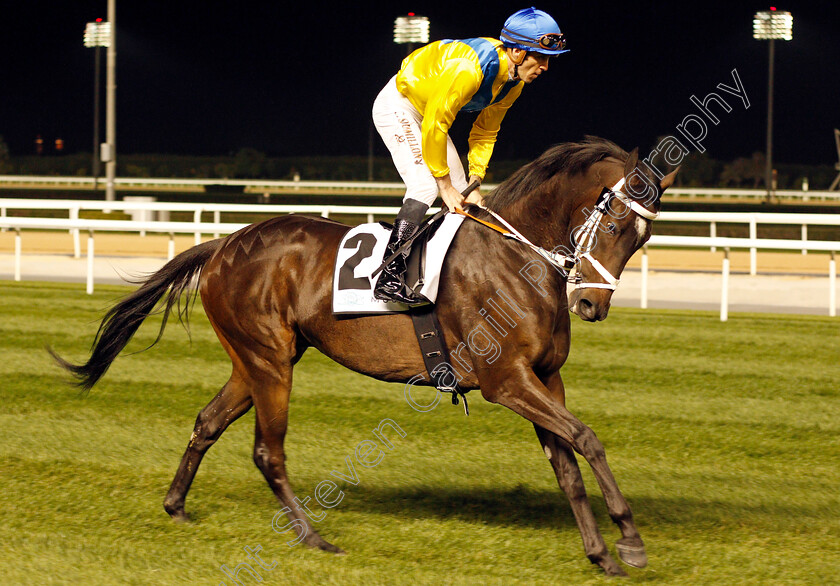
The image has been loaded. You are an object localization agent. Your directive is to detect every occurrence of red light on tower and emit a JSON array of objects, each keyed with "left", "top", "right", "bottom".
[
  {"left": 408, "top": 12, "right": 415, "bottom": 16},
  {"left": 770, "top": 6, "right": 776, "bottom": 10}
]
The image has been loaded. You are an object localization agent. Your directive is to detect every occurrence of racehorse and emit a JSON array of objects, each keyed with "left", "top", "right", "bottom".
[{"left": 52, "top": 137, "right": 677, "bottom": 576}]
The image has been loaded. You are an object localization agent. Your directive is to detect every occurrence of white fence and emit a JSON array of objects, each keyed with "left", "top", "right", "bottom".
[
  {"left": 0, "top": 199, "right": 838, "bottom": 319},
  {"left": 3, "top": 197, "right": 840, "bottom": 270},
  {"left": 643, "top": 236, "right": 837, "bottom": 320},
  {"left": 0, "top": 198, "right": 412, "bottom": 258},
  {"left": 1, "top": 175, "right": 839, "bottom": 201}
]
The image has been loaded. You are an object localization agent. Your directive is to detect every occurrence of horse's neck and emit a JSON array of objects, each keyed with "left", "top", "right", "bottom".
[
  {"left": 497, "top": 177, "right": 576, "bottom": 252},
  {"left": 498, "top": 164, "right": 623, "bottom": 252}
]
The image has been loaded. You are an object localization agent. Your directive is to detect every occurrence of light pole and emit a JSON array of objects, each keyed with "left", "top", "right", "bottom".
[
  {"left": 104, "top": 0, "right": 117, "bottom": 205},
  {"left": 84, "top": 19, "right": 110, "bottom": 195},
  {"left": 753, "top": 7, "right": 792, "bottom": 202}
]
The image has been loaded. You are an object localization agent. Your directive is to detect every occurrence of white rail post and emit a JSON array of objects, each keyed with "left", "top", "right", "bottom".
[
  {"left": 168, "top": 233, "right": 175, "bottom": 261},
  {"left": 213, "top": 210, "right": 221, "bottom": 239},
  {"left": 801, "top": 224, "right": 808, "bottom": 255},
  {"left": 367, "top": 213, "right": 374, "bottom": 223},
  {"left": 14, "top": 229, "right": 21, "bottom": 281},
  {"left": 193, "top": 209, "right": 202, "bottom": 246},
  {"left": 721, "top": 248, "right": 730, "bottom": 322},
  {"left": 710, "top": 221, "right": 717, "bottom": 253},
  {"left": 86, "top": 230, "right": 95, "bottom": 295},
  {"left": 749, "top": 216, "right": 757, "bottom": 276},
  {"left": 641, "top": 246, "right": 649, "bottom": 309},
  {"left": 1, "top": 206, "right": 6, "bottom": 232},
  {"left": 830, "top": 251, "right": 837, "bottom": 318},
  {"left": 70, "top": 207, "right": 81, "bottom": 259}
]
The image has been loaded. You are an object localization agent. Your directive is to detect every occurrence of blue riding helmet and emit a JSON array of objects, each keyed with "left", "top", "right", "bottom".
[{"left": 500, "top": 7, "right": 568, "bottom": 55}]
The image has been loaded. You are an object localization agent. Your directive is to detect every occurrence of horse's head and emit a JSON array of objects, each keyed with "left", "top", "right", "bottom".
[{"left": 568, "top": 149, "right": 678, "bottom": 321}]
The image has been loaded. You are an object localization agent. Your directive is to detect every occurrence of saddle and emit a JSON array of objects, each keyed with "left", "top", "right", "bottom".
[{"left": 332, "top": 213, "right": 464, "bottom": 314}]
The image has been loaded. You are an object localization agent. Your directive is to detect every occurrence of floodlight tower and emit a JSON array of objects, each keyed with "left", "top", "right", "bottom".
[
  {"left": 84, "top": 18, "right": 110, "bottom": 194},
  {"left": 753, "top": 7, "right": 792, "bottom": 202},
  {"left": 394, "top": 13, "right": 430, "bottom": 56}
]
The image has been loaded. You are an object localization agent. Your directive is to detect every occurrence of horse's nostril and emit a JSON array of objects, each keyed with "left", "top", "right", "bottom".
[{"left": 578, "top": 298, "right": 596, "bottom": 319}]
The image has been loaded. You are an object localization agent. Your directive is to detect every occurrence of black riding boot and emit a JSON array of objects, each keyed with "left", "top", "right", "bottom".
[{"left": 374, "top": 200, "right": 429, "bottom": 305}]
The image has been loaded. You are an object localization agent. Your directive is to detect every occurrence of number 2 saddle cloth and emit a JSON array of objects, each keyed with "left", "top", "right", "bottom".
[{"left": 332, "top": 214, "right": 466, "bottom": 314}]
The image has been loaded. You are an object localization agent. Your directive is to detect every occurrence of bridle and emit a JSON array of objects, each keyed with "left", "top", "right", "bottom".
[
  {"left": 568, "top": 177, "right": 660, "bottom": 291},
  {"left": 464, "top": 177, "right": 659, "bottom": 293}
]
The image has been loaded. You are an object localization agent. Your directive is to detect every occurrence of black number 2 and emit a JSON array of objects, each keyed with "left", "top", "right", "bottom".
[{"left": 338, "top": 233, "right": 377, "bottom": 290}]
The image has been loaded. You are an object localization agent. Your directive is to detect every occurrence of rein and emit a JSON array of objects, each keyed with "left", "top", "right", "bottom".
[
  {"left": 455, "top": 206, "right": 574, "bottom": 273},
  {"left": 461, "top": 177, "right": 659, "bottom": 292}
]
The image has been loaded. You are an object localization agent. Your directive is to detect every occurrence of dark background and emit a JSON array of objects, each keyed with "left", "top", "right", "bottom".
[{"left": 2, "top": 1, "right": 838, "bottom": 165}]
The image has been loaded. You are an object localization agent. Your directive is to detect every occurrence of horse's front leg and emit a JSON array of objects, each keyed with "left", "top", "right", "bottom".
[
  {"left": 481, "top": 366, "right": 645, "bottom": 572},
  {"left": 534, "top": 424, "right": 625, "bottom": 576},
  {"left": 533, "top": 371, "right": 625, "bottom": 576}
]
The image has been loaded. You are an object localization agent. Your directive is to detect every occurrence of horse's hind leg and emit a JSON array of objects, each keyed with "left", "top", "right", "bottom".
[
  {"left": 163, "top": 376, "right": 252, "bottom": 522},
  {"left": 249, "top": 359, "right": 343, "bottom": 553}
]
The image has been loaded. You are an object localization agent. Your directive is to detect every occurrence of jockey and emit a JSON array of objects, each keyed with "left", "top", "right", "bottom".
[{"left": 372, "top": 7, "right": 568, "bottom": 305}]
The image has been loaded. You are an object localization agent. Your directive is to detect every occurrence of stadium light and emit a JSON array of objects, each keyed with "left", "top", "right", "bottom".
[
  {"left": 393, "top": 13, "right": 430, "bottom": 55},
  {"left": 753, "top": 9, "right": 793, "bottom": 40},
  {"left": 84, "top": 19, "right": 110, "bottom": 194},
  {"left": 84, "top": 20, "right": 111, "bottom": 48},
  {"left": 753, "top": 8, "right": 793, "bottom": 202}
]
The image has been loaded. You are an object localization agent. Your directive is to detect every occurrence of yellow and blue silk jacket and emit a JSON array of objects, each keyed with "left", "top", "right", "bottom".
[{"left": 395, "top": 37, "right": 524, "bottom": 180}]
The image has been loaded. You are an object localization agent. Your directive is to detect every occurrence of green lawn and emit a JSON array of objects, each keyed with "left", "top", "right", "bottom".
[{"left": 1, "top": 281, "right": 838, "bottom": 585}]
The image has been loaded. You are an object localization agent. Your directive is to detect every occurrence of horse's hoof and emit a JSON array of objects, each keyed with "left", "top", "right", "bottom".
[
  {"left": 317, "top": 541, "right": 346, "bottom": 555},
  {"left": 306, "top": 534, "right": 346, "bottom": 555},
  {"left": 616, "top": 537, "right": 647, "bottom": 568},
  {"left": 164, "top": 504, "right": 191, "bottom": 523},
  {"left": 590, "top": 552, "right": 627, "bottom": 577},
  {"left": 603, "top": 560, "right": 628, "bottom": 577},
  {"left": 170, "top": 510, "right": 191, "bottom": 523}
]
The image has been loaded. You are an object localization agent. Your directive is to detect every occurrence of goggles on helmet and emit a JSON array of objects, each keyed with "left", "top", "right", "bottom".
[
  {"left": 500, "top": 27, "right": 567, "bottom": 53},
  {"left": 537, "top": 33, "right": 566, "bottom": 51}
]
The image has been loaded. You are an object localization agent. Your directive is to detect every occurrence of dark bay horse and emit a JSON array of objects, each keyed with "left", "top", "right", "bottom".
[{"left": 53, "top": 137, "right": 677, "bottom": 576}]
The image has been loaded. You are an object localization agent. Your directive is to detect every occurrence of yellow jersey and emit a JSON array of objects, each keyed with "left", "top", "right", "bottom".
[{"left": 395, "top": 37, "right": 524, "bottom": 180}]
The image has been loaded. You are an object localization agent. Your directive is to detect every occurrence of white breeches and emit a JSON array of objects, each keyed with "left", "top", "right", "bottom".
[{"left": 372, "top": 75, "right": 468, "bottom": 207}]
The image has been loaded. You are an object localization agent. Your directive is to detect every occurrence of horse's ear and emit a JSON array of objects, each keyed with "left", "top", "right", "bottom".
[
  {"left": 624, "top": 148, "right": 639, "bottom": 178},
  {"left": 660, "top": 166, "right": 680, "bottom": 191}
]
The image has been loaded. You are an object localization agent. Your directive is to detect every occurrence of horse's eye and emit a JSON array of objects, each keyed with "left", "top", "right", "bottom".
[{"left": 606, "top": 222, "right": 617, "bottom": 235}]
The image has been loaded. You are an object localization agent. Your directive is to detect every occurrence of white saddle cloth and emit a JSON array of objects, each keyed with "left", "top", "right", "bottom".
[{"left": 332, "top": 214, "right": 465, "bottom": 314}]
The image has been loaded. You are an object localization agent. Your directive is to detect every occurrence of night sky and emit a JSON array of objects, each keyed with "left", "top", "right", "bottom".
[{"left": 3, "top": 1, "right": 839, "bottom": 166}]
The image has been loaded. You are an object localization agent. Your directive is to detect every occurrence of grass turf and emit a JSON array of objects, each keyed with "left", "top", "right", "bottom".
[{"left": 1, "top": 281, "right": 838, "bottom": 584}]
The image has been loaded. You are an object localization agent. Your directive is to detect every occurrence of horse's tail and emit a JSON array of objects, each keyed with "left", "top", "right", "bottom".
[{"left": 49, "top": 239, "right": 223, "bottom": 391}]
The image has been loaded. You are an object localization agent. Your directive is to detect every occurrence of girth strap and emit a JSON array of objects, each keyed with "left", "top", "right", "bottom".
[{"left": 409, "top": 304, "right": 470, "bottom": 415}]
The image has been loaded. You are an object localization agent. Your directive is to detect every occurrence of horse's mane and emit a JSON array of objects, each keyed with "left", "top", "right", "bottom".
[{"left": 483, "top": 136, "right": 629, "bottom": 212}]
